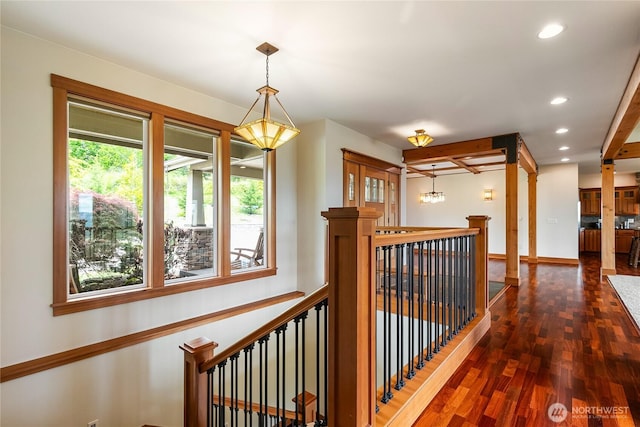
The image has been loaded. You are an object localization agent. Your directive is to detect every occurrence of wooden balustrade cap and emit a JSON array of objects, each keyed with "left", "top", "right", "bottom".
[
  {"left": 180, "top": 337, "right": 218, "bottom": 353},
  {"left": 321, "top": 206, "right": 382, "bottom": 219}
]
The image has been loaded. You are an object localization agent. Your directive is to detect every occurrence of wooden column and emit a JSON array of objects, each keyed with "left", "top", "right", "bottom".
[
  {"left": 181, "top": 337, "right": 217, "bottom": 427},
  {"left": 528, "top": 172, "right": 538, "bottom": 263},
  {"left": 601, "top": 160, "right": 616, "bottom": 276},
  {"left": 321, "top": 206, "right": 379, "bottom": 427},
  {"left": 468, "top": 216, "right": 490, "bottom": 315},
  {"left": 505, "top": 162, "right": 520, "bottom": 286}
]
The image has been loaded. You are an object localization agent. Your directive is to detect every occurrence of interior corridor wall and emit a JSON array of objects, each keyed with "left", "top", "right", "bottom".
[
  {"left": 1, "top": 27, "right": 300, "bottom": 427},
  {"left": 295, "top": 119, "right": 405, "bottom": 294},
  {"left": 406, "top": 163, "right": 579, "bottom": 260}
]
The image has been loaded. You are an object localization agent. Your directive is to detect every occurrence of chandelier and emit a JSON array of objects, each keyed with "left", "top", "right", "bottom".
[
  {"left": 234, "top": 42, "right": 300, "bottom": 151},
  {"left": 420, "top": 165, "right": 445, "bottom": 204},
  {"left": 407, "top": 129, "right": 433, "bottom": 148}
]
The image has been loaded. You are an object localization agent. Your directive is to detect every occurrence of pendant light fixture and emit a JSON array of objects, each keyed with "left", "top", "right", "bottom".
[
  {"left": 420, "top": 165, "right": 445, "bottom": 204},
  {"left": 407, "top": 129, "right": 433, "bottom": 148},
  {"left": 234, "top": 42, "right": 300, "bottom": 151}
]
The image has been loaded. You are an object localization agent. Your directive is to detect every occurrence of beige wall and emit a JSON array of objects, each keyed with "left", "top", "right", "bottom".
[
  {"left": 406, "top": 163, "right": 580, "bottom": 260},
  {"left": 0, "top": 27, "right": 302, "bottom": 427}
]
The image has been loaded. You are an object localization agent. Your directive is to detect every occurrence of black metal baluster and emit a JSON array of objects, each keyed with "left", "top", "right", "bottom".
[
  {"left": 456, "top": 236, "right": 462, "bottom": 333},
  {"left": 218, "top": 361, "right": 226, "bottom": 427},
  {"left": 471, "top": 235, "right": 477, "bottom": 321},
  {"left": 258, "top": 336, "right": 268, "bottom": 426},
  {"left": 208, "top": 367, "right": 214, "bottom": 427},
  {"left": 406, "top": 241, "right": 416, "bottom": 379},
  {"left": 264, "top": 336, "right": 270, "bottom": 427},
  {"left": 301, "top": 311, "right": 308, "bottom": 426},
  {"left": 464, "top": 235, "right": 469, "bottom": 326},
  {"left": 425, "top": 240, "right": 433, "bottom": 361},
  {"left": 294, "top": 315, "right": 301, "bottom": 426},
  {"left": 381, "top": 245, "right": 392, "bottom": 403},
  {"left": 231, "top": 353, "right": 239, "bottom": 426},
  {"left": 447, "top": 237, "right": 453, "bottom": 341},
  {"left": 433, "top": 239, "right": 440, "bottom": 354},
  {"left": 315, "top": 302, "right": 323, "bottom": 425},
  {"left": 442, "top": 237, "right": 450, "bottom": 344},
  {"left": 417, "top": 240, "right": 425, "bottom": 369},
  {"left": 281, "top": 324, "right": 287, "bottom": 424},
  {"left": 275, "top": 327, "right": 281, "bottom": 426},
  {"left": 394, "top": 243, "right": 405, "bottom": 391},
  {"left": 248, "top": 344, "right": 254, "bottom": 427},
  {"left": 323, "top": 299, "right": 328, "bottom": 424}
]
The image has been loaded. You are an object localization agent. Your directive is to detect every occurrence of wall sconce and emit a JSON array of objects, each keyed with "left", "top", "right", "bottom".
[{"left": 483, "top": 189, "right": 493, "bottom": 201}]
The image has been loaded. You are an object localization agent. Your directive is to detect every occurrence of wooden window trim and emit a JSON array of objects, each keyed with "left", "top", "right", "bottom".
[{"left": 51, "top": 74, "right": 276, "bottom": 315}]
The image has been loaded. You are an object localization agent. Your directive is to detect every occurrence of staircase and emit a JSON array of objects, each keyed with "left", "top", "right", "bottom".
[{"left": 182, "top": 207, "right": 491, "bottom": 426}]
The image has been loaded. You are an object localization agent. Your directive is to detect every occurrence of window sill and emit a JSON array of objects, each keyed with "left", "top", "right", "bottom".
[{"left": 52, "top": 267, "right": 277, "bottom": 316}]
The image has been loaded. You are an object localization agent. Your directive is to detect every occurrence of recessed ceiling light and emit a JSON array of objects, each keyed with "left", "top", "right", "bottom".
[
  {"left": 538, "top": 23, "right": 565, "bottom": 39},
  {"left": 559, "top": 146, "right": 569, "bottom": 151},
  {"left": 561, "top": 157, "right": 570, "bottom": 162},
  {"left": 550, "top": 96, "right": 568, "bottom": 105},
  {"left": 556, "top": 128, "right": 569, "bottom": 134}
]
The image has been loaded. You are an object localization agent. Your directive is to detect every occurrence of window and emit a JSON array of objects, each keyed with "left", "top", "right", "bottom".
[
  {"left": 52, "top": 75, "right": 276, "bottom": 315},
  {"left": 67, "top": 101, "right": 148, "bottom": 295}
]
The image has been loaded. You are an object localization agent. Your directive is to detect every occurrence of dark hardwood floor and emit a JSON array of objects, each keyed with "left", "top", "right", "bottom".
[{"left": 414, "top": 253, "right": 640, "bottom": 426}]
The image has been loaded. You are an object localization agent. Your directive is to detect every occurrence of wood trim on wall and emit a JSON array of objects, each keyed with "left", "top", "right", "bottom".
[
  {"left": 342, "top": 148, "right": 403, "bottom": 174},
  {"left": 2, "top": 291, "right": 303, "bottom": 383}
]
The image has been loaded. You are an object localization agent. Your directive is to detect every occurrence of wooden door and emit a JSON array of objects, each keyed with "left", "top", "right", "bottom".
[
  {"left": 342, "top": 149, "right": 402, "bottom": 226},
  {"left": 363, "top": 168, "right": 387, "bottom": 226}
]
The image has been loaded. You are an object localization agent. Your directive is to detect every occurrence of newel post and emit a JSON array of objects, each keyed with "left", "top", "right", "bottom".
[
  {"left": 181, "top": 337, "right": 218, "bottom": 427},
  {"left": 321, "top": 206, "right": 379, "bottom": 427},
  {"left": 467, "top": 215, "right": 490, "bottom": 316}
]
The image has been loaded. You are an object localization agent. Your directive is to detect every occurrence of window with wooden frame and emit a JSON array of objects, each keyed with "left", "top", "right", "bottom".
[{"left": 52, "top": 75, "right": 276, "bottom": 315}]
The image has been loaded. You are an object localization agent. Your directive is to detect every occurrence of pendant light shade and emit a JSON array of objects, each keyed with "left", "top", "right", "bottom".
[
  {"left": 234, "top": 42, "right": 300, "bottom": 151},
  {"left": 420, "top": 165, "right": 445, "bottom": 204},
  {"left": 408, "top": 129, "right": 433, "bottom": 148}
]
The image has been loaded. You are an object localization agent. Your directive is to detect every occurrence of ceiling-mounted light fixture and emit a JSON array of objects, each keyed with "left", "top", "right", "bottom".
[
  {"left": 420, "top": 165, "right": 445, "bottom": 204},
  {"left": 538, "top": 23, "right": 565, "bottom": 39},
  {"left": 234, "top": 42, "right": 300, "bottom": 151},
  {"left": 407, "top": 129, "right": 433, "bottom": 148}
]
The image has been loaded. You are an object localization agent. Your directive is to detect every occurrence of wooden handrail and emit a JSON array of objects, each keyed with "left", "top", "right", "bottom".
[
  {"left": 375, "top": 227, "right": 479, "bottom": 246},
  {"left": 199, "top": 284, "right": 328, "bottom": 373}
]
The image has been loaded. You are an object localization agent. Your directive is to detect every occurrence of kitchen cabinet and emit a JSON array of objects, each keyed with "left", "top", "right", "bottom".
[
  {"left": 580, "top": 189, "right": 601, "bottom": 216},
  {"left": 615, "top": 186, "right": 639, "bottom": 215},
  {"left": 580, "top": 187, "right": 639, "bottom": 216},
  {"left": 615, "top": 229, "right": 636, "bottom": 254},
  {"left": 583, "top": 229, "right": 601, "bottom": 252}
]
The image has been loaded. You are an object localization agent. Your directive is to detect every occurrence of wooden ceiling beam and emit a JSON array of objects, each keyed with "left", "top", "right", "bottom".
[
  {"left": 614, "top": 141, "right": 640, "bottom": 159},
  {"left": 518, "top": 139, "right": 538, "bottom": 175},
  {"left": 602, "top": 54, "right": 640, "bottom": 160},
  {"left": 402, "top": 137, "right": 495, "bottom": 164},
  {"left": 445, "top": 157, "right": 481, "bottom": 174}
]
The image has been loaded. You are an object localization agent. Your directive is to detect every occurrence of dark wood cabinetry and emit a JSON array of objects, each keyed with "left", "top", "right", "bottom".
[
  {"left": 614, "top": 186, "right": 639, "bottom": 215},
  {"left": 615, "top": 229, "right": 636, "bottom": 253},
  {"left": 580, "top": 187, "right": 639, "bottom": 216},
  {"left": 580, "top": 189, "right": 601, "bottom": 216},
  {"left": 583, "top": 229, "right": 601, "bottom": 252}
]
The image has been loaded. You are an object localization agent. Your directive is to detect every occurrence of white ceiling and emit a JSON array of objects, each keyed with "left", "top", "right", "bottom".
[{"left": 3, "top": 1, "right": 640, "bottom": 175}]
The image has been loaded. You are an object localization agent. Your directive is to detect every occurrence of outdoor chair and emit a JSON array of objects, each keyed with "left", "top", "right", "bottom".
[{"left": 231, "top": 229, "right": 264, "bottom": 269}]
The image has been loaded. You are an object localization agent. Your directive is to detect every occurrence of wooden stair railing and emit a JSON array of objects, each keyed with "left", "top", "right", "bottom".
[
  {"left": 183, "top": 208, "right": 490, "bottom": 427},
  {"left": 182, "top": 285, "right": 328, "bottom": 427}
]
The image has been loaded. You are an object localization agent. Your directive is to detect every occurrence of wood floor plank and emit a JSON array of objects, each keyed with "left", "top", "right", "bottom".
[{"left": 413, "top": 254, "right": 640, "bottom": 426}]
